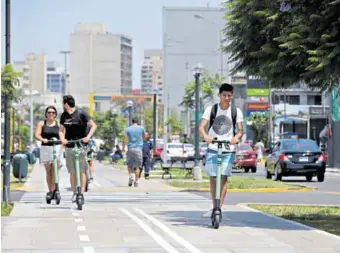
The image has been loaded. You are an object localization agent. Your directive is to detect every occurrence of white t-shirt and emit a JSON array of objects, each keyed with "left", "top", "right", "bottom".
[{"left": 202, "top": 104, "right": 244, "bottom": 151}]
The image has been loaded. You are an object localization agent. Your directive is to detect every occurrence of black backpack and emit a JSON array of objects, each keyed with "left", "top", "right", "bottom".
[{"left": 208, "top": 103, "right": 237, "bottom": 136}]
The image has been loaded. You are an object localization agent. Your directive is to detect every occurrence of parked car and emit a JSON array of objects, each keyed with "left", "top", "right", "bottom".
[
  {"left": 265, "top": 138, "right": 326, "bottom": 182},
  {"left": 155, "top": 143, "right": 163, "bottom": 161},
  {"left": 233, "top": 143, "right": 257, "bottom": 173},
  {"left": 185, "top": 143, "right": 205, "bottom": 161},
  {"left": 161, "top": 143, "right": 188, "bottom": 162}
]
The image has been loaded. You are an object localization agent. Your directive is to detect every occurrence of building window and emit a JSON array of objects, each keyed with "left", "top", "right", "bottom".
[
  {"left": 287, "top": 95, "right": 300, "bottom": 105},
  {"left": 307, "top": 95, "right": 322, "bottom": 105}
]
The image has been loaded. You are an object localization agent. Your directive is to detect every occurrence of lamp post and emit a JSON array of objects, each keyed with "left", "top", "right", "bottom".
[
  {"left": 151, "top": 88, "right": 159, "bottom": 157},
  {"left": 112, "top": 108, "right": 118, "bottom": 147},
  {"left": 193, "top": 63, "right": 203, "bottom": 166},
  {"left": 59, "top": 50, "right": 71, "bottom": 95},
  {"left": 27, "top": 54, "right": 36, "bottom": 146},
  {"left": 126, "top": 100, "right": 134, "bottom": 126},
  {"left": 3, "top": 0, "right": 11, "bottom": 205}
]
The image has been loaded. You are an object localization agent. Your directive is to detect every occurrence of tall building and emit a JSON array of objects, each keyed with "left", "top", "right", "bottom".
[
  {"left": 69, "top": 24, "right": 133, "bottom": 107},
  {"left": 13, "top": 53, "right": 47, "bottom": 93},
  {"left": 46, "top": 61, "right": 69, "bottom": 93},
  {"left": 162, "top": 7, "right": 233, "bottom": 116},
  {"left": 141, "top": 49, "right": 163, "bottom": 102}
]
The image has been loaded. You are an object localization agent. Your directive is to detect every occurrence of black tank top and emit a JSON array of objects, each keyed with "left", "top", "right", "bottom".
[{"left": 41, "top": 120, "right": 59, "bottom": 146}]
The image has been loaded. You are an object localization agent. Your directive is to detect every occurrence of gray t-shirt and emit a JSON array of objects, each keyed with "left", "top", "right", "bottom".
[{"left": 125, "top": 125, "right": 145, "bottom": 149}]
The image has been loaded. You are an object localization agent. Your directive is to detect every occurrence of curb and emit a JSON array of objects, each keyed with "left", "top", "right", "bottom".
[
  {"left": 237, "top": 203, "right": 340, "bottom": 240},
  {"left": 326, "top": 168, "right": 340, "bottom": 174},
  {"left": 175, "top": 186, "right": 315, "bottom": 193}
]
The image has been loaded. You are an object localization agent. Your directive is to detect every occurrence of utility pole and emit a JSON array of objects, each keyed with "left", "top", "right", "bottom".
[
  {"left": 59, "top": 50, "right": 71, "bottom": 95},
  {"left": 3, "top": 0, "right": 11, "bottom": 205}
]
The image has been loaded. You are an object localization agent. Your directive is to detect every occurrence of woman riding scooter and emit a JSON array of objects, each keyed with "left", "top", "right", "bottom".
[{"left": 35, "top": 106, "right": 63, "bottom": 202}]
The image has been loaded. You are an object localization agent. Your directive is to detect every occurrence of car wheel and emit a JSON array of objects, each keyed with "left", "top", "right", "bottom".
[
  {"left": 244, "top": 168, "right": 250, "bottom": 173},
  {"left": 317, "top": 172, "right": 325, "bottom": 182},
  {"left": 273, "top": 165, "right": 282, "bottom": 181},
  {"left": 251, "top": 167, "right": 257, "bottom": 173},
  {"left": 265, "top": 163, "right": 271, "bottom": 179},
  {"left": 305, "top": 174, "right": 313, "bottom": 182}
]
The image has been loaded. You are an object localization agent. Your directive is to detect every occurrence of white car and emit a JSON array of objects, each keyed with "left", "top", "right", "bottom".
[{"left": 161, "top": 143, "right": 187, "bottom": 162}]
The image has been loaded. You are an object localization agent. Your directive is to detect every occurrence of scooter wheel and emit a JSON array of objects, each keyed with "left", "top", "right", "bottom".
[
  {"left": 213, "top": 215, "right": 220, "bottom": 229},
  {"left": 76, "top": 194, "right": 84, "bottom": 210},
  {"left": 55, "top": 194, "right": 61, "bottom": 205},
  {"left": 46, "top": 199, "right": 51, "bottom": 204}
]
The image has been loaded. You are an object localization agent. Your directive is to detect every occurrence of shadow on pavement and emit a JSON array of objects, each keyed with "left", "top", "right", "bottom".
[
  {"left": 38, "top": 206, "right": 71, "bottom": 210},
  {"left": 151, "top": 210, "right": 315, "bottom": 231},
  {"left": 282, "top": 179, "right": 317, "bottom": 183}
]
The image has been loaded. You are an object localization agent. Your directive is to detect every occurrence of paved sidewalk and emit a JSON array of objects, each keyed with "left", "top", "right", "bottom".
[{"left": 2, "top": 161, "right": 340, "bottom": 253}]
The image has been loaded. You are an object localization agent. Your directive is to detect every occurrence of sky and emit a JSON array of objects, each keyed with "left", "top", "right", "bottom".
[{"left": 1, "top": 0, "right": 225, "bottom": 88}]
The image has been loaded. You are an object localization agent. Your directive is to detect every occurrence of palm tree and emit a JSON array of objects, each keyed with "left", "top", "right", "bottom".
[{"left": 1, "top": 64, "right": 23, "bottom": 111}]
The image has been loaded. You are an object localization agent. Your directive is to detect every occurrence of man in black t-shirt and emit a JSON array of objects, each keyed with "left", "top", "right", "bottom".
[{"left": 59, "top": 95, "right": 97, "bottom": 202}]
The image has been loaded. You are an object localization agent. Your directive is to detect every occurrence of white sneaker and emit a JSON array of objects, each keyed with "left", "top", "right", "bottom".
[{"left": 128, "top": 176, "right": 134, "bottom": 187}]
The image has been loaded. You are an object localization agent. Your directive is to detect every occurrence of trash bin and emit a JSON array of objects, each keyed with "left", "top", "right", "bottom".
[
  {"left": 96, "top": 150, "right": 105, "bottom": 162},
  {"left": 13, "top": 153, "right": 28, "bottom": 181},
  {"left": 25, "top": 152, "right": 36, "bottom": 165}
]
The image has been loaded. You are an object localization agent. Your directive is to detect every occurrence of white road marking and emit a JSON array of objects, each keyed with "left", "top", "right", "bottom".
[
  {"left": 83, "top": 246, "right": 95, "bottom": 253},
  {"left": 74, "top": 218, "right": 83, "bottom": 223},
  {"left": 92, "top": 181, "right": 101, "bottom": 187},
  {"left": 77, "top": 225, "right": 86, "bottom": 231},
  {"left": 120, "top": 208, "right": 180, "bottom": 253},
  {"left": 72, "top": 212, "right": 80, "bottom": 217},
  {"left": 136, "top": 208, "right": 204, "bottom": 253},
  {"left": 79, "top": 234, "right": 90, "bottom": 242}
]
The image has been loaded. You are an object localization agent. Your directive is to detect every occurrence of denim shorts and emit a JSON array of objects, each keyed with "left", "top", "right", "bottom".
[{"left": 204, "top": 149, "right": 235, "bottom": 177}]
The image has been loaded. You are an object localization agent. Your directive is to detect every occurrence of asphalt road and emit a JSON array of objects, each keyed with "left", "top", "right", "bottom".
[{"left": 236, "top": 163, "right": 340, "bottom": 192}]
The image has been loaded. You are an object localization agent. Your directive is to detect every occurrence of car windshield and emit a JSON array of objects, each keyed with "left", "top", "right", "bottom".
[
  {"left": 168, "top": 144, "right": 183, "bottom": 149},
  {"left": 281, "top": 139, "right": 320, "bottom": 152},
  {"left": 184, "top": 144, "right": 194, "bottom": 149},
  {"left": 235, "top": 145, "right": 252, "bottom": 151}
]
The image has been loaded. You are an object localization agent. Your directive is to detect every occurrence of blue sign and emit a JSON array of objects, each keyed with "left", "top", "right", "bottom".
[
  {"left": 247, "top": 110, "right": 267, "bottom": 117},
  {"left": 93, "top": 96, "right": 111, "bottom": 101},
  {"left": 120, "top": 108, "right": 137, "bottom": 115}
]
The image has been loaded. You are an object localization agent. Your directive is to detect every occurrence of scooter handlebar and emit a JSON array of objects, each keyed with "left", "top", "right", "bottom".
[
  {"left": 47, "top": 139, "right": 62, "bottom": 145},
  {"left": 202, "top": 137, "right": 238, "bottom": 144},
  {"left": 67, "top": 139, "right": 85, "bottom": 144}
]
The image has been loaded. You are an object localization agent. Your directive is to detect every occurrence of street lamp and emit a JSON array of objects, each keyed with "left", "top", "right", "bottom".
[
  {"left": 27, "top": 54, "right": 36, "bottom": 146},
  {"left": 193, "top": 63, "right": 203, "bottom": 166},
  {"left": 151, "top": 87, "right": 160, "bottom": 158},
  {"left": 126, "top": 100, "right": 134, "bottom": 126},
  {"left": 59, "top": 50, "right": 71, "bottom": 95},
  {"left": 111, "top": 108, "right": 118, "bottom": 147}
]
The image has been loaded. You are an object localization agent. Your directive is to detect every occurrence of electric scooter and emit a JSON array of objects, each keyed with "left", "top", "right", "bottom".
[
  {"left": 206, "top": 137, "right": 236, "bottom": 229},
  {"left": 46, "top": 138, "right": 62, "bottom": 205},
  {"left": 67, "top": 139, "right": 85, "bottom": 210}
]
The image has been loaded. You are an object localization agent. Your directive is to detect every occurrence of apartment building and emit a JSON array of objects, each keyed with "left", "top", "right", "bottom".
[
  {"left": 69, "top": 24, "right": 132, "bottom": 107},
  {"left": 13, "top": 53, "right": 47, "bottom": 93},
  {"left": 141, "top": 49, "right": 163, "bottom": 103}
]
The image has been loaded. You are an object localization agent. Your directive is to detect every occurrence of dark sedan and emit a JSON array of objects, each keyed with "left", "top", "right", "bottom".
[{"left": 265, "top": 139, "right": 326, "bottom": 182}]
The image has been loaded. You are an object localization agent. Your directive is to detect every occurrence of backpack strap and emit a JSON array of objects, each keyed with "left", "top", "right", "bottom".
[
  {"left": 209, "top": 104, "right": 218, "bottom": 131},
  {"left": 231, "top": 104, "right": 237, "bottom": 137}
]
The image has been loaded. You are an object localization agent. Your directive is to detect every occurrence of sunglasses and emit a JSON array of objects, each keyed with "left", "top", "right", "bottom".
[{"left": 47, "top": 111, "right": 56, "bottom": 114}]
